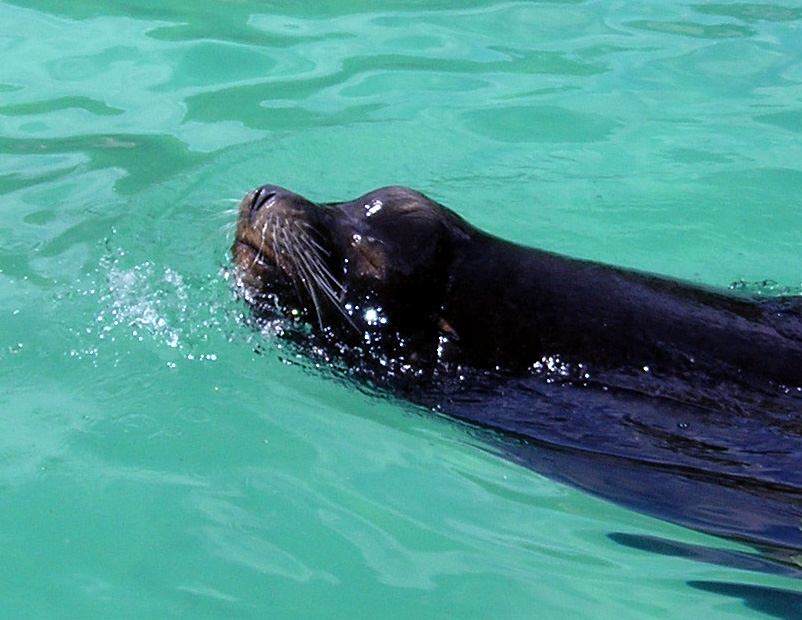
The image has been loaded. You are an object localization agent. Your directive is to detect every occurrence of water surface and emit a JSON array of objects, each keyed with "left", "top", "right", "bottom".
[{"left": 2, "top": 1, "right": 802, "bottom": 618}]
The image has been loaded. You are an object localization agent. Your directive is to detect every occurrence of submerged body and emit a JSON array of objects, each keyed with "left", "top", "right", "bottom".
[{"left": 232, "top": 184, "right": 802, "bottom": 571}]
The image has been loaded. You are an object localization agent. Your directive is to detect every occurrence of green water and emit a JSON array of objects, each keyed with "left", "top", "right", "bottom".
[{"left": 2, "top": 0, "right": 802, "bottom": 618}]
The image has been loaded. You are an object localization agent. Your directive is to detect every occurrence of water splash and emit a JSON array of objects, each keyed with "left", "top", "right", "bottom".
[{"left": 70, "top": 249, "right": 241, "bottom": 365}]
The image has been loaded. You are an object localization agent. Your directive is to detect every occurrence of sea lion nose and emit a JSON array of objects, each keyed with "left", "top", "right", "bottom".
[{"left": 249, "top": 185, "right": 279, "bottom": 216}]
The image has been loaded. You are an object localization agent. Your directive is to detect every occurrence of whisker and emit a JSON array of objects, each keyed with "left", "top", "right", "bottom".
[
  {"left": 295, "top": 230, "right": 331, "bottom": 258},
  {"left": 294, "top": 246, "right": 341, "bottom": 306},
  {"left": 292, "top": 229, "right": 346, "bottom": 297},
  {"left": 281, "top": 226, "right": 325, "bottom": 329},
  {"left": 295, "top": 221, "right": 331, "bottom": 253},
  {"left": 288, "top": 228, "right": 359, "bottom": 332},
  {"left": 245, "top": 243, "right": 263, "bottom": 272},
  {"left": 295, "top": 239, "right": 344, "bottom": 297},
  {"left": 243, "top": 211, "right": 361, "bottom": 334},
  {"left": 271, "top": 215, "right": 296, "bottom": 298}
]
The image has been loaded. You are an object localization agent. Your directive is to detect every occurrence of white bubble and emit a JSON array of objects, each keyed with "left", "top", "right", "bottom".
[{"left": 364, "top": 199, "right": 383, "bottom": 217}]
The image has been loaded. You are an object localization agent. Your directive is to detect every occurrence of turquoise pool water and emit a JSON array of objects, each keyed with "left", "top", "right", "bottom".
[{"left": 2, "top": 0, "right": 802, "bottom": 618}]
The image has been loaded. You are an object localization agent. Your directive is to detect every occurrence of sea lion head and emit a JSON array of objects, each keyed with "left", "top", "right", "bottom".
[{"left": 232, "top": 185, "right": 467, "bottom": 372}]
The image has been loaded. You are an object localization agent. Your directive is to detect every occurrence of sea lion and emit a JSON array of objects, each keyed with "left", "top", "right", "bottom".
[{"left": 232, "top": 184, "right": 802, "bottom": 570}]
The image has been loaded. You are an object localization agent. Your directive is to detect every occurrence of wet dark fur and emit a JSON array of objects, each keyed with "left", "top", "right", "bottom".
[{"left": 232, "top": 184, "right": 802, "bottom": 574}]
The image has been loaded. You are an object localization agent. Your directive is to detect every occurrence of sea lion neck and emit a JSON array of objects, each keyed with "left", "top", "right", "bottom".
[{"left": 439, "top": 232, "right": 602, "bottom": 371}]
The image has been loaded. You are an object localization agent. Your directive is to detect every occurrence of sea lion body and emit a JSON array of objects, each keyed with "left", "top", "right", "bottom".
[
  {"left": 232, "top": 184, "right": 802, "bottom": 567},
  {"left": 233, "top": 184, "right": 802, "bottom": 389}
]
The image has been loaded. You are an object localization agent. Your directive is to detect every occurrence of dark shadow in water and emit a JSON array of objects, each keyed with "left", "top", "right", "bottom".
[
  {"left": 402, "top": 372, "right": 802, "bottom": 576},
  {"left": 277, "top": 316, "right": 802, "bottom": 579},
  {"left": 608, "top": 533, "right": 802, "bottom": 579},
  {"left": 689, "top": 581, "right": 802, "bottom": 620},
  {"left": 0, "top": 133, "right": 205, "bottom": 195}
]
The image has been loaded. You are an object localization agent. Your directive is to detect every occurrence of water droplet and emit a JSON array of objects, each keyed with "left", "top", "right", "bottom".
[{"left": 365, "top": 199, "right": 383, "bottom": 217}]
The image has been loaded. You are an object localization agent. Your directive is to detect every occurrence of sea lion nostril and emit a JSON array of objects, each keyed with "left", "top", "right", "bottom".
[{"left": 250, "top": 186, "right": 278, "bottom": 215}]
